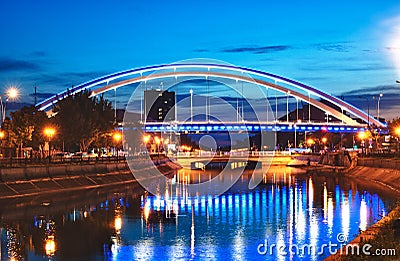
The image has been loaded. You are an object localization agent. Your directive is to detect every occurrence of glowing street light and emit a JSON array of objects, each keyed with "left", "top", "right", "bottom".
[
  {"left": 0, "top": 131, "right": 4, "bottom": 139},
  {"left": 44, "top": 127, "right": 56, "bottom": 139},
  {"left": 321, "top": 137, "right": 327, "bottom": 144},
  {"left": 113, "top": 132, "right": 122, "bottom": 156},
  {"left": 395, "top": 127, "right": 400, "bottom": 153},
  {"left": 45, "top": 235, "right": 56, "bottom": 256},
  {"left": 143, "top": 135, "right": 150, "bottom": 144},
  {"left": 0, "top": 86, "right": 20, "bottom": 124},
  {"left": 154, "top": 136, "right": 161, "bottom": 157},
  {"left": 113, "top": 132, "right": 122, "bottom": 143},
  {"left": 396, "top": 127, "right": 400, "bottom": 137},
  {"left": 358, "top": 132, "right": 366, "bottom": 156},
  {"left": 44, "top": 127, "right": 56, "bottom": 160},
  {"left": 6, "top": 87, "right": 19, "bottom": 100}
]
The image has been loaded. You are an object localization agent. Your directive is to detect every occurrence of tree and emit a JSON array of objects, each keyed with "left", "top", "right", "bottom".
[{"left": 53, "top": 90, "right": 114, "bottom": 152}]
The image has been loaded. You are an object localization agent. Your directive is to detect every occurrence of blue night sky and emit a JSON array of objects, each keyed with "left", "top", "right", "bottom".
[{"left": 1, "top": 0, "right": 400, "bottom": 119}]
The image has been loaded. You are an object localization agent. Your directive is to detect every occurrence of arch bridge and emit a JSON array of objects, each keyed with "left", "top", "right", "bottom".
[{"left": 36, "top": 63, "right": 387, "bottom": 133}]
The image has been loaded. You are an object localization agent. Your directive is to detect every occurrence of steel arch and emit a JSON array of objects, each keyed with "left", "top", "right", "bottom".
[{"left": 36, "top": 63, "right": 386, "bottom": 128}]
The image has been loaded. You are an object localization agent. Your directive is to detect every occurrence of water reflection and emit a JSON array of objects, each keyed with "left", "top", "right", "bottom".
[{"left": 0, "top": 166, "right": 395, "bottom": 260}]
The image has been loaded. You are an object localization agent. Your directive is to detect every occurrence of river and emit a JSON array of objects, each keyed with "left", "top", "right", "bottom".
[{"left": 0, "top": 165, "right": 395, "bottom": 260}]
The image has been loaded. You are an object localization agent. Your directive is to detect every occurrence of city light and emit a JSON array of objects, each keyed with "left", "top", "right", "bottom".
[
  {"left": 321, "top": 137, "right": 327, "bottom": 144},
  {"left": 114, "top": 216, "right": 122, "bottom": 233},
  {"left": 0, "top": 131, "right": 4, "bottom": 139},
  {"left": 6, "top": 87, "right": 19, "bottom": 100},
  {"left": 113, "top": 132, "right": 122, "bottom": 142},
  {"left": 45, "top": 235, "right": 56, "bottom": 256},
  {"left": 44, "top": 127, "right": 56, "bottom": 139},
  {"left": 396, "top": 127, "right": 400, "bottom": 137},
  {"left": 358, "top": 132, "right": 365, "bottom": 140},
  {"left": 307, "top": 138, "right": 315, "bottom": 146},
  {"left": 154, "top": 136, "right": 161, "bottom": 145},
  {"left": 143, "top": 135, "right": 150, "bottom": 143}
]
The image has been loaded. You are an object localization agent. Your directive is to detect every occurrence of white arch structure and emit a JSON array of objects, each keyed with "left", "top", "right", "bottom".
[{"left": 36, "top": 63, "right": 386, "bottom": 128}]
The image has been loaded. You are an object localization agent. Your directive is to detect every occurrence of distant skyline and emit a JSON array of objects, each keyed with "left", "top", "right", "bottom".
[{"left": 1, "top": 0, "right": 400, "bottom": 119}]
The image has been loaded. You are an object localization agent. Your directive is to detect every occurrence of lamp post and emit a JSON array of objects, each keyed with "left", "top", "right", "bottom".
[
  {"left": 154, "top": 136, "right": 161, "bottom": 159},
  {"left": 0, "top": 87, "right": 20, "bottom": 124},
  {"left": 358, "top": 132, "right": 365, "bottom": 156},
  {"left": 307, "top": 138, "right": 315, "bottom": 153},
  {"left": 44, "top": 127, "right": 56, "bottom": 160},
  {"left": 396, "top": 128, "right": 400, "bottom": 154},
  {"left": 113, "top": 132, "right": 122, "bottom": 157},
  {"left": 0, "top": 130, "right": 4, "bottom": 158},
  {"left": 190, "top": 89, "right": 193, "bottom": 123},
  {"left": 322, "top": 137, "right": 327, "bottom": 152},
  {"left": 377, "top": 93, "right": 383, "bottom": 120}
]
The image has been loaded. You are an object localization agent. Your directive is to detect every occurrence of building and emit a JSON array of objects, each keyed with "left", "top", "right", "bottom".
[{"left": 144, "top": 90, "right": 175, "bottom": 122}]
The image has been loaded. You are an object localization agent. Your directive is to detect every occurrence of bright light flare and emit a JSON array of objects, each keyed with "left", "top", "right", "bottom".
[
  {"left": 114, "top": 216, "right": 122, "bottom": 233},
  {"left": 143, "top": 135, "right": 150, "bottom": 143},
  {"left": 395, "top": 127, "right": 400, "bottom": 137},
  {"left": 45, "top": 235, "right": 56, "bottom": 256},
  {"left": 6, "top": 87, "right": 19, "bottom": 100},
  {"left": 113, "top": 132, "right": 122, "bottom": 142},
  {"left": 44, "top": 127, "right": 56, "bottom": 139}
]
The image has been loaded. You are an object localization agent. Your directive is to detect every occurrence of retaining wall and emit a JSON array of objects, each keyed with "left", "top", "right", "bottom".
[
  {"left": 357, "top": 158, "right": 400, "bottom": 170},
  {"left": 0, "top": 161, "right": 131, "bottom": 182}
]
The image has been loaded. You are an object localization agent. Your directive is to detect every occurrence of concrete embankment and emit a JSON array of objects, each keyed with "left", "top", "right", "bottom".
[
  {"left": 350, "top": 158, "right": 400, "bottom": 194},
  {"left": 325, "top": 159, "right": 400, "bottom": 260},
  {"left": 0, "top": 158, "right": 182, "bottom": 199}
]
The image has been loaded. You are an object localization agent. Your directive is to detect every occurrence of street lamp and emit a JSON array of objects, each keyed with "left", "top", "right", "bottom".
[
  {"left": 358, "top": 132, "right": 366, "bottom": 156},
  {"left": 190, "top": 89, "right": 193, "bottom": 123},
  {"left": 154, "top": 136, "right": 161, "bottom": 158},
  {"left": 0, "top": 130, "right": 4, "bottom": 158},
  {"left": 113, "top": 132, "right": 122, "bottom": 156},
  {"left": 377, "top": 93, "right": 383, "bottom": 120},
  {"left": 395, "top": 128, "right": 400, "bottom": 153},
  {"left": 307, "top": 138, "right": 314, "bottom": 152},
  {"left": 322, "top": 137, "right": 327, "bottom": 151},
  {"left": 0, "top": 87, "right": 20, "bottom": 124},
  {"left": 44, "top": 127, "right": 56, "bottom": 159}
]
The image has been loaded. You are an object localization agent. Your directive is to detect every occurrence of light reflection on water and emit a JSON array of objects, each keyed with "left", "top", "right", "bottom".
[{"left": 0, "top": 166, "right": 394, "bottom": 260}]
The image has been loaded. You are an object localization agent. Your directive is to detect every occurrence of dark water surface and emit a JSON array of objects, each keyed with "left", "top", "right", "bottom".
[{"left": 0, "top": 166, "right": 395, "bottom": 260}]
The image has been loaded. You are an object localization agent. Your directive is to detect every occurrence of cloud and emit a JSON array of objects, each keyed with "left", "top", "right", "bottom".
[
  {"left": 339, "top": 84, "right": 399, "bottom": 96},
  {"left": 0, "top": 57, "right": 41, "bottom": 72},
  {"left": 221, "top": 45, "right": 291, "bottom": 54},
  {"left": 313, "top": 42, "right": 352, "bottom": 52},
  {"left": 27, "top": 70, "right": 107, "bottom": 88},
  {"left": 29, "top": 51, "right": 47, "bottom": 57},
  {"left": 193, "top": 49, "right": 210, "bottom": 53}
]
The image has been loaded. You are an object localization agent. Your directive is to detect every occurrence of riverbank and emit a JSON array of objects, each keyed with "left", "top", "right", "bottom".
[
  {"left": 0, "top": 159, "right": 181, "bottom": 199},
  {"left": 325, "top": 164, "right": 400, "bottom": 260}
]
